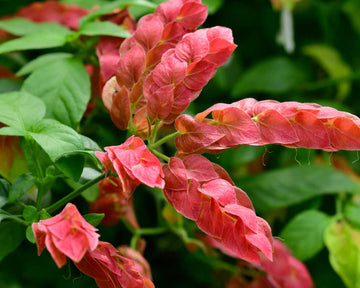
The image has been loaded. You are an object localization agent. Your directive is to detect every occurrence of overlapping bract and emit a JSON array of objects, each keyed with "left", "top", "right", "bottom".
[
  {"left": 102, "top": 0, "right": 236, "bottom": 135},
  {"left": 162, "top": 154, "right": 273, "bottom": 264},
  {"left": 175, "top": 97, "right": 360, "bottom": 154},
  {"left": 95, "top": 136, "right": 165, "bottom": 192},
  {"left": 75, "top": 241, "right": 154, "bottom": 288},
  {"left": 32, "top": 203, "right": 100, "bottom": 268}
]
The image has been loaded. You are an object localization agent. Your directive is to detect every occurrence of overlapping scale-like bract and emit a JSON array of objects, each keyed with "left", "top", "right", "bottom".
[
  {"left": 162, "top": 154, "right": 273, "bottom": 264},
  {"left": 175, "top": 97, "right": 360, "bottom": 154}
]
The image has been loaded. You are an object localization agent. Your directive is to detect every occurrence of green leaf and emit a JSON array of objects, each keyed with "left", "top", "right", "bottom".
[
  {"left": 16, "top": 53, "right": 73, "bottom": 76},
  {"left": 22, "top": 206, "right": 39, "bottom": 223},
  {"left": 25, "top": 225, "right": 36, "bottom": 244},
  {"left": 0, "top": 31, "right": 70, "bottom": 54},
  {"left": 202, "top": 0, "right": 224, "bottom": 14},
  {"left": 280, "top": 210, "right": 331, "bottom": 261},
  {"left": 80, "top": 135, "right": 102, "bottom": 152},
  {"left": 0, "top": 213, "right": 10, "bottom": 224},
  {"left": 0, "top": 78, "right": 22, "bottom": 93},
  {"left": 83, "top": 213, "right": 104, "bottom": 227},
  {"left": 345, "top": 203, "right": 360, "bottom": 228},
  {"left": 302, "top": 44, "right": 353, "bottom": 100},
  {"left": 0, "top": 179, "right": 9, "bottom": 209},
  {"left": 325, "top": 220, "right": 360, "bottom": 288},
  {"left": 0, "top": 91, "right": 46, "bottom": 130},
  {"left": 79, "top": 21, "right": 131, "bottom": 38},
  {"left": 22, "top": 57, "right": 91, "bottom": 128},
  {"left": 0, "top": 18, "right": 72, "bottom": 36},
  {"left": 343, "top": 0, "right": 360, "bottom": 36},
  {"left": 79, "top": 0, "right": 156, "bottom": 27},
  {"left": 29, "top": 119, "right": 85, "bottom": 180},
  {"left": 231, "top": 57, "right": 307, "bottom": 97},
  {"left": 8, "top": 174, "right": 35, "bottom": 202},
  {"left": 239, "top": 165, "right": 360, "bottom": 213},
  {"left": 39, "top": 209, "right": 51, "bottom": 220},
  {"left": 0, "top": 222, "right": 25, "bottom": 262},
  {"left": 61, "top": 0, "right": 109, "bottom": 9}
]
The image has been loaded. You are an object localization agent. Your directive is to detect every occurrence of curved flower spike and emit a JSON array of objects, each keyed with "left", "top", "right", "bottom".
[{"left": 32, "top": 203, "right": 99, "bottom": 268}]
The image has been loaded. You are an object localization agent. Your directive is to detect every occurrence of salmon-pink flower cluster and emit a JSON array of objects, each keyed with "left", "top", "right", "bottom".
[
  {"left": 163, "top": 154, "right": 273, "bottom": 263},
  {"left": 32, "top": 203, "right": 100, "bottom": 268},
  {"left": 95, "top": 136, "right": 165, "bottom": 192},
  {"left": 89, "top": 177, "right": 139, "bottom": 227},
  {"left": 175, "top": 97, "right": 360, "bottom": 154},
  {"left": 75, "top": 241, "right": 154, "bottom": 288}
]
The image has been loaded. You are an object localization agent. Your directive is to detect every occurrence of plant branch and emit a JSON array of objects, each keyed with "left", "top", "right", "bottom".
[{"left": 151, "top": 131, "right": 181, "bottom": 149}]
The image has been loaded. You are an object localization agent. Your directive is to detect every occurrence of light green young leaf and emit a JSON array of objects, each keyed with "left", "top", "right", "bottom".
[
  {"left": 29, "top": 119, "right": 84, "bottom": 163},
  {"left": 0, "top": 18, "right": 72, "bottom": 36},
  {"left": 0, "top": 78, "right": 22, "bottom": 93},
  {"left": 60, "top": 0, "right": 109, "bottom": 9},
  {"left": 79, "top": 21, "right": 131, "bottom": 38},
  {"left": 231, "top": 57, "right": 307, "bottom": 97},
  {"left": 239, "top": 165, "right": 360, "bottom": 213},
  {"left": 302, "top": 44, "right": 353, "bottom": 100},
  {"left": 0, "top": 31, "right": 71, "bottom": 54},
  {"left": 22, "top": 57, "right": 91, "bottom": 128},
  {"left": 83, "top": 213, "right": 105, "bottom": 227},
  {"left": 325, "top": 220, "right": 360, "bottom": 288},
  {"left": 202, "top": 0, "right": 224, "bottom": 14},
  {"left": 16, "top": 53, "right": 73, "bottom": 76},
  {"left": 79, "top": 0, "right": 156, "bottom": 27},
  {"left": 280, "top": 210, "right": 331, "bottom": 261},
  {"left": 0, "top": 91, "right": 46, "bottom": 130}
]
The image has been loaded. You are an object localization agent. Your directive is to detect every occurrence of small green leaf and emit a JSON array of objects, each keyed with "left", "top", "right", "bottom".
[
  {"left": 303, "top": 44, "right": 353, "bottom": 100},
  {"left": 25, "top": 225, "right": 36, "bottom": 244},
  {"left": 83, "top": 213, "right": 105, "bottom": 227},
  {"left": 16, "top": 52, "right": 73, "bottom": 76},
  {"left": 325, "top": 220, "right": 360, "bottom": 288},
  {"left": 8, "top": 174, "right": 35, "bottom": 202},
  {"left": 0, "top": 31, "right": 70, "bottom": 54},
  {"left": 280, "top": 210, "right": 331, "bottom": 260},
  {"left": 0, "top": 18, "right": 72, "bottom": 36},
  {"left": 0, "top": 179, "right": 10, "bottom": 209},
  {"left": 22, "top": 206, "right": 38, "bottom": 222},
  {"left": 79, "top": 0, "right": 156, "bottom": 27},
  {"left": 343, "top": 0, "right": 360, "bottom": 35},
  {"left": 39, "top": 209, "right": 51, "bottom": 220},
  {"left": 239, "top": 165, "right": 360, "bottom": 213},
  {"left": 0, "top": 91, "right": 46, "bottom": 130},
  {"left": 22, "top": 57, "right": 91, "bottom": 128},
  {"left": 231, "top": 57, "right": 307, "bottom": 97},
  {"left": 345, "top": 203, "right": 360, "bottom": 228},
  {"left": 202, "top": 0, "right": 223, "bottom": 14},
  {"left": 0, "top": 222, "right": 25, "bottom": 262},
  {"left": 79, "top": 21, "right": 131, "bottom": 38}
]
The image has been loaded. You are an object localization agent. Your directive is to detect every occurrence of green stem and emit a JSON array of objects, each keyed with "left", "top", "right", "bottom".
[
  {"left": 46, "top": 173, "right": 105, "bottom": 214},
  {"left": 148, "top": 147, "right": 170, "bottom": 162},
  {"left": 149, "top": 120, "right": 160, "bottom": 144},
  {"left": 0, "top": 210, "right": 28, "bottom": 226},
  {"left": 151, "top": 131, "right": 181, "bottom": 149}
]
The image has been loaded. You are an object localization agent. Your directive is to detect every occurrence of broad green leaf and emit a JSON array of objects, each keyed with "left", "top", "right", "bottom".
[
  {"left": 0, "top": 18, "right": 71, "bottom": 36},
  {"left": 0, "top": 91, "right": 46, "bottom": 130},
  {"left": 231, "top": 57, "right": 307, "bottom": 97},
  {"left": 80, "top": 135, "right": 102, "bottom": 152},
  {"left": 0, "top": 31, "right": 70, "bottom": 54},
  {"left": 0, "top": 222, "right": 25, "bottom": 262},
  {"left": 16, "top": 53, "right": 73, "bottom": 76},
  {"left": 280, "top": 210, "right": 331, "bottom": 261},
  {"left": 8, "top": 174, "right": 35, "bottom": 202},
  {"left": 79, "top": 21, "right": 131, "bottom": 38},
  {"left": 0, "top": 179, "right": 9, "bottom": 209},
  {"left": 302, "top": 44, "right": 352, "bottom": 100},
  {"left": 61, "top": 0, "right": 109, "bottom": 9},
  {"left": 0, "top": 78, "right": 22, "bottom": 93},
  {"left": 22, "top": 57, "right": 91, "bottom": 128},
  {"left": 239, "top": 165, "right": 360, "bottom": 213},
  {"left": 325, "top": 220, "right": 360, "bottom": 288},
  {"left": 83, "top": 213, "right": 105, "bottom": 227},
  {"left": 79, "top": 0, "right": 156, "bottom": 27},
  {"left": 29, "top": 119, "right": 84, "bottom": 179}
]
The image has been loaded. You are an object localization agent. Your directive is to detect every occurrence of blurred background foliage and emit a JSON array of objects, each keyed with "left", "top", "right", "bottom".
[{"left": 1, "top": 0, "right": 360, "bottom": 287}]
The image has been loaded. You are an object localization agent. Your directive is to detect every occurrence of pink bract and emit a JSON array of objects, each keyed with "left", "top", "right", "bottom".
[
  {"left": 95, "top": 136, "right": 165, "bottom": 191},
  {"left": 32, "top": 203, "right": 99, "bottom": 268}
]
